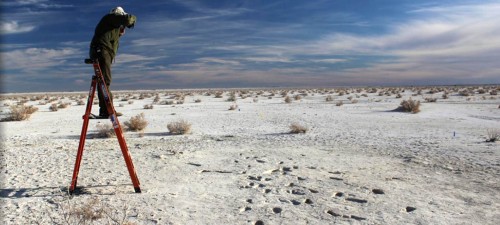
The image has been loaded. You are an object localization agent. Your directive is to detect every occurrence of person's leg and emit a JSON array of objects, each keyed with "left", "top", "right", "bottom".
[{"left": 97, "top": 51, "right": 113, "bottom": 116}]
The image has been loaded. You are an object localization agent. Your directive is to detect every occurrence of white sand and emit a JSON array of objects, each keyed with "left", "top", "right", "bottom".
[{"left": 1, "top": 87, "right": 499, "bottom": 224}]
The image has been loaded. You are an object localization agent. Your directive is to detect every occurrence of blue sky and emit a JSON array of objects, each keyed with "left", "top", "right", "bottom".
[{"left": 1, "top": 0, "right": 500, "bottom": 93}]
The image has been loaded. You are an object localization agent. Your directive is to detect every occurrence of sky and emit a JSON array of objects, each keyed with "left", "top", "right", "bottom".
[{"left": 1, "top": 0, "right": 500, "bottom": 93}]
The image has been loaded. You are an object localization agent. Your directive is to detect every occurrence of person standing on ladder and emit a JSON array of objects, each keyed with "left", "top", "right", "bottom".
[{"left": 89, "top": 6, "right": 136, "bottom": 118}]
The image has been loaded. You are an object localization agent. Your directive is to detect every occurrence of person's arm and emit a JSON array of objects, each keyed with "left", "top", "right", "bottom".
[{"left": 109, "top": 14, "right": 136, "bottom": 29}]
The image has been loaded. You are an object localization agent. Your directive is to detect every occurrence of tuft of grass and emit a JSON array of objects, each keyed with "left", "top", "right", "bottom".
[
  {"left": 228, "top": 104, "right": 238, "bottom": 110},
  {"left": 325, "top": 95, "right": 333, "bottom": 102},
  {"left": 124, "top": 113, "right": 148, "bottom": 132},
  {"left": 58, "top": 103, "right": 70, "bottom": 108},
  {"left": 95, "top": 124, "right": 116, "bottom": 138},
  {"left": 1, "top": 105, "right": 38, "bottom": 122},
  {"left": 49, "top": 103, "right": 59, "bottom": 112},
  {"left": 336, "top": 101, "right": 343, "bottom": 106},
  {"left": 49, "top": 195, "right": 137, "bottom": 225},
  {"left": 425, "top": 97, "right": 437, "bottom": 103},
  {"left": 397, "top": 98, "right": 421, "bottom": 113},
  {"left": 167, "top": 119, "right": 192, "bottom": 135},
  {"left": 486, "top": 129, "right": 500, "bottom": 142},
  {"left": 284, "top": 96, "right": 292, "bottom": 103},
  {"left": 143, "top": 104, "right": 153, "bottom": 109},
  {"left": 289, "top": 123, "right": 308, "bottom": 134}
]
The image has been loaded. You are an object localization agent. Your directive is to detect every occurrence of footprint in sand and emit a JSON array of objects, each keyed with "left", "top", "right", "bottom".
[
  {"left": 346, "top": 197, "right": 368, "bottom": 204},
  {"left": 297, "top": 176, "right": 306, "bottom": 181},
  {"left": 291, "top": 200, "right": 301, "bottom": 205},
  {"left": 308, "top": 188, "right": 319, "bottom": 194},
  {"left": 405, "top": 206, "right": 417, "bottom": 212},
  {"left": 240, "top": 206, "right": 251, "bottom": 212},
  {"left": 326, "top": 209, "right": 342, "bottom": 217},
  {"left": 332, "top": 192, "right": 344, "bottom": 197},
  {"left": 272, "top": 207, "right": 282, "bottom": 214},
  {"left": 254, "top": 220, "right": 264, "bottom": 225}
]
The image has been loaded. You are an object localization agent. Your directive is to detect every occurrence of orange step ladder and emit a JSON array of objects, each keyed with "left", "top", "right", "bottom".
[{"left": 69, "top": 58, "right": 141, "bottom": 194}]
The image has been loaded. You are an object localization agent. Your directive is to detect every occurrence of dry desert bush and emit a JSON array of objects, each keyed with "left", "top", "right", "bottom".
[
  {"left": 290, "top": 123, "right": 308, "bottom": 134},
  {"left": 228, "top": 104, "right": 238, "bottom": 110},
  {"left": 486, "top": 129, "right": 499, "bottom": 142},
  {"left": 284, "top": 96, "right": 292, "bottom": 103},
  {"left": 397, "top": 98, "right": 421, "bottom": 113},
  {"left": 49, "top": 196, "right": 136, "bottom": 225},
  {"left": 336, "top": 101, "right": 343, "bottom": 106},
  {"left": 124, "top": 113, "right": 148, "bottom": 132},
  {"left": 1, "top": 105, "right": 38, "bottom": 122},
  {"left": 143, "top": 104, "right": 153, "bottom": 109},
  {"left": 58, "top": 102, "right": 71, "bottom": 109},
  {"left": 49, "top": 103, "right": 59, "bottom": 112},
  {"left": 167, "top": 119, "right": 191, "bottom": 135},
  {"left": 95, "top": 123, "right": 120, "bottom": 138},
  {"left": 325, "top": 95, "right": 333, "bottom": 102},
  {"left": 425, "top": 97, "right": 437, "bottom": 103}
]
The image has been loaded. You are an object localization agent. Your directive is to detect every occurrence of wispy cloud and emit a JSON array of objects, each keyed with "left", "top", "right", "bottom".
[
  {"left": 3, "top": 48, "right": 81, "bottom": 72},
  {"left": 1, "top": 21, "right": 35, "bottom": 34}
]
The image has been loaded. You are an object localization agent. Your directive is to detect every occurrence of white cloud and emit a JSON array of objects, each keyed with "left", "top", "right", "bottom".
[
  {"left": 1, "top": 21, "right": 35, "bottom": 34},
  {"left": 2, "top": 48, "right": 80, "bottom": 71}
]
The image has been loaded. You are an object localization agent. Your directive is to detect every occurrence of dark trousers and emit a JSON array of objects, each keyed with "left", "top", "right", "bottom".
[{"left": 90, "top": 47, "right": 113, "bottom": 116}]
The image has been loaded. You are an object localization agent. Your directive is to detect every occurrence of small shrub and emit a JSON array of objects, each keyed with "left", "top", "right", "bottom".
[
  {"left": 442, "top": 93, "right": 449, "bottom": 99},
  {"left": 143, "top": 104, "right": 153, "bottom": 109},
  {"left": 459, "top": 90, "right": 471, "bottom": 96},
  {"left": 49, "top": 103, "right": 59, "bottom": 111},
  {"left": 128, "top": 100, "right": 134, "bottom": 104},
  {"left": 253, "top": 98, "right": 259, "bottom": 103},
  {"left": 1, "top": 105, "right": 38, "bottom": 121},
  {"left": 77, "top": 100, "right": 86, "bottom": 105},
  {"left": 95, "top": 124, "right": 116, "bottom": 138},
  {"left": 336, "top": 101, "right": 343, "bottom": 106},
  {"left": 194, "top": 99, "right": 202, "bottom": 103},
  {"left": 290, "top": 123, "right": 308, "bottom": 134},
  {"left": 396, "top": 93, "right": 402, "bottom": 98},
  {"left": 228, "top": 104, "right": 238, "bottom": 110},
  {"left": 167, "top": 119, "right": 191, "bottom": 135},
  {"left": 124, "top": 113, "right": 148, "bottom": 132},
  {"left": 214, "top": 92, "right": 224, "bottom": 98},
  {"left": 58, "top": 103, "right": 70, "bottom": 108},
  {"left": 325, "top": 95, "right": 333, "bottom": 102},
  {"left": 294, "top": 95, "right": 302, "bottom": 101},
  {"left": 397, "top": 98, "right": 421, "bottom": 113},
  {"left": 284, "top": 96, "right": 292, "bottom": 103},
  {"left": 227, "top": 93, "right": 236, "bottom": 102},
  {"left": 425, "top": 97, "right": 437, "bottom": 103},
  {"left": 486, "top": 129, "right": 500, "bottom": 142}
]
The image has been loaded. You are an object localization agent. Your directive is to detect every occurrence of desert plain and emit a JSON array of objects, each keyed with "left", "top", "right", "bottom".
[{"left": 0, "top": 86, "right": 499, "bottom": 225}]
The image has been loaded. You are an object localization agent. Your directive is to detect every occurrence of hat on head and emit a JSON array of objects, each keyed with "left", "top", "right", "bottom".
[{"left": 110, "top": 6, "right": 127, "bottom": 15}]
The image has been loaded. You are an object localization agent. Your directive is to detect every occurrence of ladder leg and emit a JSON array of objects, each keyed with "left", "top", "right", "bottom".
[
  {"left": 96, "top": 64, "right": 142, "bottom": 193},
  {"left": 69, "top": 76, "right": 98, "bottom": 194}
]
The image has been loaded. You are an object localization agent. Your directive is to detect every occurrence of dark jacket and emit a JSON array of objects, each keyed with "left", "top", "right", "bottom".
[{"left": 90, "top": 13, "right": 136, "bottom": 60}]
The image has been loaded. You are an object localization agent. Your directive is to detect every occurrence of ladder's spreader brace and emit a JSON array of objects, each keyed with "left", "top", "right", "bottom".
[{"left": 69, "top": 58, "right": 141, "bottom": 194}]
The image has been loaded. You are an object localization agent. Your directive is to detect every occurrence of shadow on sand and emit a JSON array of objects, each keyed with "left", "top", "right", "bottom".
[{"left": 0, "top": 184, "right": 135, "bottom": 198}]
